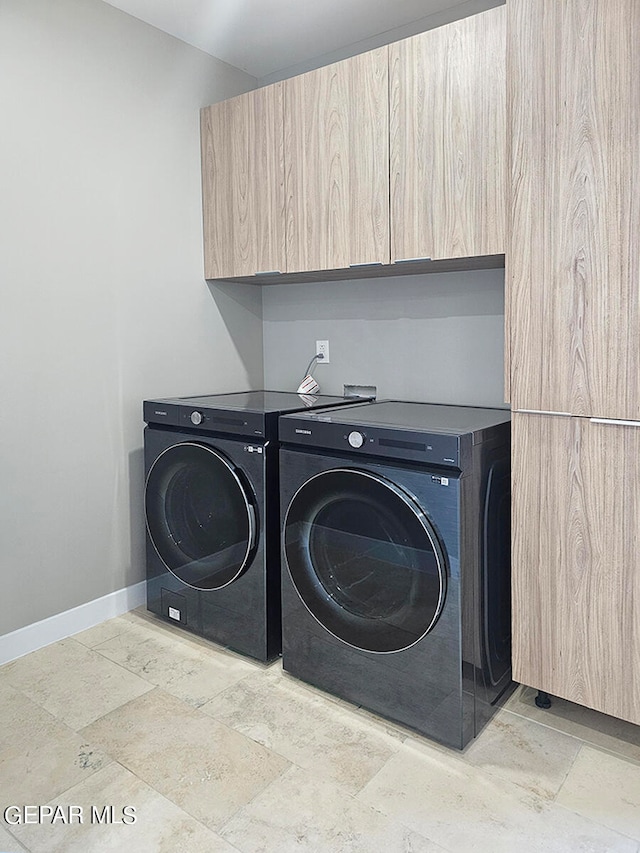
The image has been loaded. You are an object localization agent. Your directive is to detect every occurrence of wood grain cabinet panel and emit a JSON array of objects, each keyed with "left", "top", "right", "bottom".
[
  {"left": 512, "top": 412, "right": 640, "bottom": 725},
  {"left": 201, "top": 85, "right": 285, "bottom": 279},
  {"left": 509, "top": 0, "right": 640, "bottom": 418},
  {"left": 390, "top": 6, "right": 506, "bottom": 263},
  {"left": 283, "top": 48, "right": 390, "bottom": 274}
]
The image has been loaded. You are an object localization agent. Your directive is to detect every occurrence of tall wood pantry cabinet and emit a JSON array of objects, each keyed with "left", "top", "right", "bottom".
[
  {"left": 508, "top": 0, "right": 640, "bottom": 724},
  {"left": 200, "top": 6, "right": 506, "bottom": 280}
]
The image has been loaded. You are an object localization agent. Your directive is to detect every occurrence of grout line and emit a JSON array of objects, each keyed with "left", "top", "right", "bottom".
[
  {"left": 547, "top": 793, "right": 640, "bottom": 848},
  {"left": 502, "top": 705, "right": 640, "bottom": 767},
  {"left": 498, "top": 705, "right": 588, "bottom": 745},
  {"left": 2, "top": 825, "right": 32, "bottom": 853},
  {"left": 552, "top": 740, "right": 584, "bottom": 804},
  {"left": 77, "top": 685, "right": 162, "bottom": 736},
  {"left": 215, "top": 761, "right": 295, "bottom": 840}
]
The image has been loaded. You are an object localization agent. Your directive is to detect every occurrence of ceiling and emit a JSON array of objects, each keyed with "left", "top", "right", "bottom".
[{"left": 102, "top": 0, "right": 499, "bottom": 81}]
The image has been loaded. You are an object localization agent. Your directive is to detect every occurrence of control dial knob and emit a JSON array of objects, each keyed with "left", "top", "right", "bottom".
[
  {"left": 348, "top": 430, "right": 365, "bottom": 449},
  {"left": 190, "top": 411, "right": 204, "bottom": 426}
]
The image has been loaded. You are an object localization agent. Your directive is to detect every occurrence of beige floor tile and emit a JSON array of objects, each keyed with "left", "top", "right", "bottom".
[
  {"left": 72, "top": 616, "right": 132, "bottom": 648},
  {"left": 0, "top": 683, "right": 111, "bottom": 810},
  {"left": 0, "top": 822, "right": 29, "bottom": 852},
  {"left": 357, "top": 740, "right": 638, "bottom": 852},
  {"left": 556, "top": 745, "right": 640, "bottom": 841},
  {"left": 0, "top": 680, "right": 61, "bottom": 754},
  {"left": 81, "top": 688, "right": 290, "bottom": 832},
  {"left": 462, "top": 708, "right": 582, "bottom": 799},
  {"left": 220, "top": 764, "right": 445, "bottom": 853},
  {"left": 120, "top": 606, "right": 169, "bottom": 630},
  {"left": 10, "top": 762, "right": 238, "bottom": 853},
  {"left": 6, "top": 620, "right": 640, "bottom": 853},
  {"left": 506, "top": 685, "right": 640, "bottom": 763},
  {"left": 201, "top": 670, "right": 400, "bottom": 795},
  {"left": 90, "top": 618, "right": 257, "bottom": 708},
  {"left": 1, "top": 639, "right": 153, "bottom": 730}
]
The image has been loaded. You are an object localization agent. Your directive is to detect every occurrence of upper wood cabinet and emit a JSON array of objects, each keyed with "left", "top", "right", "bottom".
[
  {"left": 390, "top": 6, "right": 506, "bottom": 263},
  {"left": 512, "top": 412, "right": 640, "bottom": 725},
  {"left": 284, "top": 47, "right": 390, "bottom": 274},
  {"left": 200, "top": 9, "right": 507, "bottom": 280},
  {"left": 200, "top": 85, "right": 285, "bottom": 279},
  {"left": 508, "top": 0, "right": 640, "bottom": 418}
]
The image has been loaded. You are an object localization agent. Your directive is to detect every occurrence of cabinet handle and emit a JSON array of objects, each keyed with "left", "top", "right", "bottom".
[
  {"left": 349, "top": 262, "right": 384, "bottom": 268},
  {"left": 254, "top": 270, "right": 282, "bottom": 276},
  {"left": 516, "top": 409, "right": 572, "bottom": 416},
  {"left": 393, "top": 256, "right": 432, "bottom": 263},
  {"left": 590, "top": 418, "right": 640, "bottom": 427}
]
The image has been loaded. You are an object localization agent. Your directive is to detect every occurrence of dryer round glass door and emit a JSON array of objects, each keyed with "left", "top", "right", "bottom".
[
  {"left": 284, "top": 468, "right": 447, "bottom": 653},
  {"left": 145, "top": 442, "right": 256, "bottom": 590}
]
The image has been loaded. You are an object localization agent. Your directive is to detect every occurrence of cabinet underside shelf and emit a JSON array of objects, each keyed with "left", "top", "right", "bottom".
[{"left": 206, "top": 254, "right": 505, "bottom": 285}]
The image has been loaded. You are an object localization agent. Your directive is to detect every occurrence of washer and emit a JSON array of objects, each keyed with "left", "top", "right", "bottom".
[
  {"left": 278, "top": 400, "right": 512, "bottom": 748},
  {"left": 143, "top": 390, "right": 360, "bottom": 662}
]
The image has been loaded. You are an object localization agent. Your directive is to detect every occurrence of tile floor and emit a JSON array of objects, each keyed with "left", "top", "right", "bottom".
[{"left": 1, "top": 608, "right": 640, "bottom": 852}]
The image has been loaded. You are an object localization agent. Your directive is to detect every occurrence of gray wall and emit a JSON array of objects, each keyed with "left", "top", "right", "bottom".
[
  {"left": 0, "top": 0, "right": 263, "bottom": 635},
  {"left": 263, "top": 270, "right": 505, "bottom": 407},
  {"left": 259, "top": 0, "right": 503, "bottom": 85}
]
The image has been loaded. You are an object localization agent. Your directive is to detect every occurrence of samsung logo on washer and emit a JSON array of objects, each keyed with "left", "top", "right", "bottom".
[{"left": 295, "top": 429, "right": 312, "bottom": 435}]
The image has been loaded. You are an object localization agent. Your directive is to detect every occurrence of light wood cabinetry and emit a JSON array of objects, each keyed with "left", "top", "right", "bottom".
[
  {"left": 283, "top": 47, "right": 389, "bottom": 274},
  {"left": 201, "top": 9, "right": 507, "bottom": 280},
  {"left": 508, "top": 0, "right": 640, "bottom": 419},
  {"left": 200, "top": 85, "right": 285, "bottom": 279},
  {"left": 512, "top": 412, "right": 640, "bottom": 725},
  {"left": 509, "top": 0, "right": 640, "bottom": 723},
  {"left": 390, "top": 6, "right": 506, "bottom": 263}
]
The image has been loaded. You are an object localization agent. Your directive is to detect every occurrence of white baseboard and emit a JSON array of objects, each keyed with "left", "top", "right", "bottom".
[{"left": 0, "top": 581, "right": 147, "bottom": 666}]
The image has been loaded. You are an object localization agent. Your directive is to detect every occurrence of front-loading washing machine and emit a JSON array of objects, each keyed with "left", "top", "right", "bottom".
[
  {"left": 143, "top": 390, "right": 359, "bottom": 662},
  {"left": 278, "top": 400, "right": 512, "bottom": 747}
]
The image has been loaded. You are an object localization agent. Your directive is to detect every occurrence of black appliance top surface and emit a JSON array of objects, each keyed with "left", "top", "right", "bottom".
[
  {"left": 151, "top": 390, "right": 352, "bottom": 414},
  {"left": 282, "top": 400, "right": 511, "bottom": 437}
]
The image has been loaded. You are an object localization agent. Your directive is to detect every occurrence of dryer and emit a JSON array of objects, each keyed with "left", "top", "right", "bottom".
[
  {"left": 143, "top": 390, "right": 357, "bottom": 662},
  {"left": 278, "top": 400, "right": 512, "bottom": 748}
]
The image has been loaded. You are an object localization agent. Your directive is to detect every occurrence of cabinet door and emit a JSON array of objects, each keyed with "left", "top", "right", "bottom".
[
  {"left": 390, "top": 6, "right": 506, "bottom": 262},
  {"left": 512, "top": 412, "right": 640, "bottom": 725},
  {"left": 284, "top": 48, "right": 389, "bottom": 274},
  {"left": 509, "top": 0, "right": 640, "bottom": 418},
  {"left": 200, "top": 85, "right": 285, "bottom": 279}
]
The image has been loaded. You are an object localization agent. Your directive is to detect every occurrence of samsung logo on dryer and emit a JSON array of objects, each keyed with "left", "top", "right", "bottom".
[{"left": 295, "top": 428, "right": 312, "bottom": 435}]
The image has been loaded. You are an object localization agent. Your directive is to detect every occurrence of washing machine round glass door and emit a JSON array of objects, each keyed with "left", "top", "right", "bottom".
[
  {"left": 145, "top": 442, "right": 256, "bottom": 590},
  {"left": 284, "top": 468, "right": 447, "bottom": 653}
]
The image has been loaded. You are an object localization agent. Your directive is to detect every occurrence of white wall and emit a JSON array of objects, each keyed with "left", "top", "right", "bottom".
[
  {"left": 262, "top": 270, "right": 505, "bottom": 407},
  {"left": 0, "top": 0, "right": 263, "bottom": 635}
]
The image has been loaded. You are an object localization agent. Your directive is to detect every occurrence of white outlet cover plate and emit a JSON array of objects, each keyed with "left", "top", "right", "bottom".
[{"left": 316, "top": 340, "right": 330, "bottom": 363}]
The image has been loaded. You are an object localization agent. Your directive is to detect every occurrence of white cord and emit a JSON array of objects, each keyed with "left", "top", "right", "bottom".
[{"left": 302, "top": 353, "right": 322, "bottom": 379}]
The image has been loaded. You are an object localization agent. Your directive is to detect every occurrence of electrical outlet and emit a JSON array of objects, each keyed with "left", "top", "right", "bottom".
[{"left": 316, "top": 340, "right": 330, "bottom": 364}]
